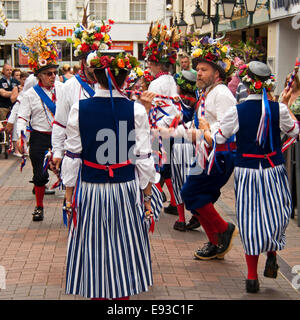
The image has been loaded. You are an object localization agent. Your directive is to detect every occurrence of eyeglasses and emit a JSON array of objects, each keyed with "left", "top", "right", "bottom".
[{"left": 42, "top": 71, "right": 58, "bottom": 76}]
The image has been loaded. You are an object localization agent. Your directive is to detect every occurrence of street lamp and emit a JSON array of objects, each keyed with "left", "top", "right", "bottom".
[
  {"left": 177, "top": 12, "right": 188, "bottom": 35},
  {"left": 244, "top": 0, "right": 258, "bottom": 13},
  {"left": 191, "top": 0, "right": 206, "bottom": 29},
  {"left": 176, "top": 0, "right": 188, "bottom": 35},
  {"left": 222, "top": 0, "right": 236, "bottom": 19}
]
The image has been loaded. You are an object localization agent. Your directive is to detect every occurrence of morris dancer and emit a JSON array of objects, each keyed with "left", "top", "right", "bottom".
[
  {"left": 61, "top": 49, "right": 161, "bottom": 300},
  {"left": 143, "top": 21, "right": 181, "bottom": 215},
  {"left": 16, "top": 27, "right": 64, "bottom": 221},
  {"left": 52, "top": 10, "right": 114, "bottom": 169},
  {"left": 198, "top": 61, "right": 299, "bottom": 293},
  {"left": 162, "top": 36, "right": 238, "bottom": 260}
]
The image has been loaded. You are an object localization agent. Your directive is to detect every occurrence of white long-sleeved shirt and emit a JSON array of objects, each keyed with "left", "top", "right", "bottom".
[
  {"left": 16, "top": 81, "right": 64, "bottom": 137},
  {"left": 61, "top": 88, "right": 160, "bottom": 188},
  {"left": 148, "top": 74, "right": 179, "bottom": 128},
  {"left": 215, "top": 94, "right": 300, "bottom": 144},
  {"left": 51, "top": 76, "right": 97, "bottom": 158},
  {"left": 175, "top": 83, "right": 236, "bottom": 140}
]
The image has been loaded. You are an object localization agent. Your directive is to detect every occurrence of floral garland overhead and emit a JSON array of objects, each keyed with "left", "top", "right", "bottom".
[
  {"left": 239, "top": 64, "right": 275, "bottom": 93},
  {"left": 18, "top": 27, "right": 58, "bottom": 74},
  {"left": 142, "top": 21, "right": 181, "bottom": 65}
]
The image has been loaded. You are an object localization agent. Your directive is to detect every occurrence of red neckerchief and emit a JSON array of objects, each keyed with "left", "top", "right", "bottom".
[
  {"left": 38, "top": 80, "right": 56, "bottom": 103},
  {"left": 155, "top": 71, "right": 169, "bottom": 79},
  {"left": 78, "top": 64, "right": 97, "bottom": 85}
]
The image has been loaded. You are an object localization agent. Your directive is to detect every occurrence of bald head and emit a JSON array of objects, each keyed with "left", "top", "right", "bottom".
[{"left": 2, "top": 64, "right": 12, "bottom": 79}]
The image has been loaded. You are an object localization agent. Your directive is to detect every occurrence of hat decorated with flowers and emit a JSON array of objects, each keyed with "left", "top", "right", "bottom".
[
  {"left": 190, "top": 36, "right": 235, "bottom": 80},
  {"left": 239, "top": 61, "right": 275, "bottom": 94},
  {"left": 142, "top": 21, "right": 181, "bottom": 65},
  {"left": 86, "top": 49, "right": 139, "bottom": 76},
  {"left": 125, "top": 66, "right": 145, "bottom": 89},
  {"left": 175, "top": 69, "right": 197, "bottom": 94},
  {"left": 18, "top": 26, "right": 58, "bottom": 75},
  {"left": 67, "top": 6, "right": 114, "bottom": 59}
]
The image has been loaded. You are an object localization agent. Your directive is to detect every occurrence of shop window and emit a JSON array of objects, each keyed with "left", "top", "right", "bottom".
[
  {"left": 2, "top": 0, "right": 19, "bottom": 19},
  {"left": 89, "top": 0, "right": 107, "bottom": 21},
  {"left": 130, "top": 0, "right": 146, "bottom": 21},
  {"left": 48, "top": 0, "right": 67, "bottom": 20}
]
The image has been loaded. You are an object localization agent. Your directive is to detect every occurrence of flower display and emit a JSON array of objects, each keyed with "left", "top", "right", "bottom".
[
  {"left": 142, "top": 21, "right": 181, "bottom": 65},
  {"left": 67, "top": 20, "right": 114, "bottom": 57},
  {"left": 18, "top": 26, "right": 58, "bottom": 74},
  {"left": 190, "top": 36, "right": 235, "bottom": 78},
  {"left": 86, "top": 50, "right": 139, "bottom": 76},
  {"left": 125, "top": 67, "right": 145, "bottom": 89},
  {"left": 239, "top": 64, "right": 275, "bottom": 94},
  {"left": 232, "top": 38, "right": 265, "bottom": 63}
]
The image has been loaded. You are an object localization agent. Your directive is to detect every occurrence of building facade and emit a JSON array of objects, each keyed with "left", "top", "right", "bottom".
[{"left": 0, "top": 0, "right": 170, "bottom": 68}]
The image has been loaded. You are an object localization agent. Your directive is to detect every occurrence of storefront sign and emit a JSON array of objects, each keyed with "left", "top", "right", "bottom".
[
  {"left": 111, "top": 41, "right": 133, "bottom": 53},
  {"left": 271, "top": 1, "right": 300, "bottom": 19},
  {"left": 49, "top": 26, "right": 73, "bottom": 37}
]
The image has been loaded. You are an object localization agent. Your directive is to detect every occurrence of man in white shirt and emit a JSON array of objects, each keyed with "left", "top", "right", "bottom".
[
  {"left": 143, "top": 22, "right": 181, "bottom": 215},
  {"left": 16, "top": 27, "right": 64, "bottom": 222},
  {"left": 180, "top": 37, "right": 238, "bottom": 260}
]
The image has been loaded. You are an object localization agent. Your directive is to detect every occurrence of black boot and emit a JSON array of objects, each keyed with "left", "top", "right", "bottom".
[
  {"left": 185, "top": 215, "right": 201, "bottom": 230},
  {"left": 173, "top": 221, "right": 186, "bottom": 232},
  {"left": 245, "top": 279, "right": 260, "bottom": 293},
  {"left": 216, "top": 222, "right": 238, "bottom": 258},
  {"left": 164, "top": 204, "right": 178, "bottom": 215},
  {"left": 264, "top": 253, "right": 279, "bottom": 278},
  {"left": 194, "top": 242, "right": 219, "bottom": 260},
  {"left": 161, "top": 191, "right": 167, "bottom": 203},
  {"left": 32, "top": 206, "right": 44, "bottom": 221}
]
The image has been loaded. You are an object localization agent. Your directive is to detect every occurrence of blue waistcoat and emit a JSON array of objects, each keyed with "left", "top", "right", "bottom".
[
  {"left": 79, "top": 97, "right": 136, "bottom": 183},
  {"left": 235, "top": 99, "right": 285, "bottom": 169}
]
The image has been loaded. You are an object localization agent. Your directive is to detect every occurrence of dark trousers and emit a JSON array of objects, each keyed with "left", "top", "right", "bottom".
[
  {"left": 29, "top": 130, "right": 51, "bottom": 187},
  {"left": 181, "top": 152, "right": 235, "bottom": 211}
]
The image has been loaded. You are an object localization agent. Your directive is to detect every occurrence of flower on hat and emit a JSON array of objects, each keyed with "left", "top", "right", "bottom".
[
  {"left": 190, "top": 36, "right": 235, "bottom": 78},
  {"left": 143, "top": 21, "right": 181, "bottom": 65},
  {"left": 67, "top": 19, "right": 114, "bottom": 57},
  {"left": 86, "top": 50, "right": 139, "bottom": 76},
  {"left": 18, "top": 26, "right": 58, "bottom": 74},
  {"left": 239, "top": 64, "right": 275, "bottom": 93}
]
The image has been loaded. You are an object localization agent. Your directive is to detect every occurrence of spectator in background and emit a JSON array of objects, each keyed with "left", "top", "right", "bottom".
[
  {"left": 0, "top": 64, "right": 20, "bottom": 121},
  {"left": 12, "top": 68, "right": 21, "bottom": 83},
  {"left": 179, "top": 54, "right": 192, "bottom": 71},
  {"left": 59, "top": 64, "right": 73, "bottom": 83},
  {"left": 72, "top": 64, "right": 80, "bottom": 75}
]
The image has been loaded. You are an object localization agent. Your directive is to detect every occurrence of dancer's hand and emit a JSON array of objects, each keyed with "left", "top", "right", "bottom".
[
  {"left": 16, "top": 137, "right": 24, "bottom": 154},
  {"left": 139, "top": 91, "right": 156, "bottom": 114}
]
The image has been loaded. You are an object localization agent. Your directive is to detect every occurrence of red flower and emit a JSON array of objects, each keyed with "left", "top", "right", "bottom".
[
  {"left": 205, "top": 52, "right": 216, "bottom": 61},
  {"left": 100, "top": 25, "right": 106, "bottom": 32},
  {"left": 81, "top": 43, "right": 90, "bottom": 53},
  {"left": 150, "top": 43, "right": 158, "bottom": 48},
  {"left": 169, "top": 57, "right": 176, "bottom": 64},
  {"left": 94, "top": 33, "right": 103, "bottom": 41},
  {"left": 99, "top": 56, "right": 112, "bottom": 68},
  {"left": 108, "top": 19, "right": 115, "bottom": 25},
  {"left": 254, "top": 81, "right": 262, "bottom": 89},
  {"left": 91, "top": 43, "right": 99, "bottom": 51}
]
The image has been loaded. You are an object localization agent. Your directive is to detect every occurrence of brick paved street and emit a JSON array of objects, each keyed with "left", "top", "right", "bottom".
[{"left": 0, "top": 155, "right": 300, "bottom": 300}]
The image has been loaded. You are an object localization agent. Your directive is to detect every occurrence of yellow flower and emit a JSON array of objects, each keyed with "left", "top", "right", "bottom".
[
  {"left": 223, "top": 58, "right": 231, "bottom": 73},
  {"left": 74, "top": 38, "right": 81, "bottom": 48},
  {"left": 221, "top": 46, "right": 228, "bottom": 53},
  {"left": 192, "top": 48, "right": 203, "bottom": 58},
  {"left": 191, "top": 40, "right": 198, "bottom": 47},
  {"left": 104, "top": 33, "right": 110, "bottom": 43},
  {"left": 135, "top": 67, "right": 144, "bottom": 77},
  {"left": 40, "top": 51, "right": 50, "bottom": 59}
]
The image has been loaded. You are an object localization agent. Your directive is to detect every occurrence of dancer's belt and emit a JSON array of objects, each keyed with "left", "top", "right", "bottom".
[
  {"left": 83, "top": 159, "right": 132, "bottom": 178},
  {"left": 32, "top": 129, "right": 52, "bottom": 135},
  {"left": 215, "top": 142, "right": 237, "bottom": 152},
  {"left": 242, "top": 151, "right": 277, "bottom": 168}
]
